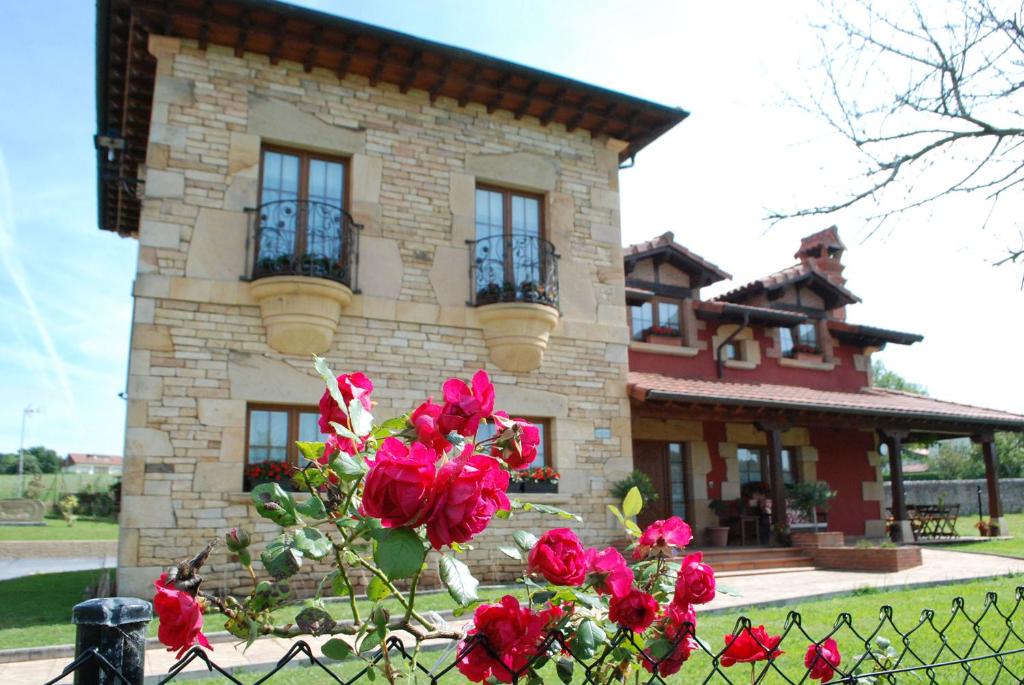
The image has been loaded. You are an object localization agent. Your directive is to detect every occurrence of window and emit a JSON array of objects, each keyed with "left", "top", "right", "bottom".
[
  {"left": 737, "top": 447, "right": 764, "bottom": 486},
  {"left": 629, "top": 302, "right": 653, "bottom": 340},
  {"left": 473, "top": 186, "right": 550, "bottom": 303},
  {"left": 722, "top": 341, "right": 743, "bottom": 361},
  {"left": 779, "top": 323, "right": 819, "bottom": 357},
  {"left": 256, "top": 147, "right": 349, "bottom": 278},
  {"left": 738, "top": 446, "right": 799, "bottom": 487},
  {"left": 476, "top": 416, "right": 550, "bottom": 470},
  {"left": 794, "top": 323, "right": 819, "bottom": 350},
  {"left": 629, "top": 298, "right": 683, "bottom": 341},
  {"left": 667, "top": 442, "right": 688, "bottom": 519},
  {"left": 246, "top": 405, "right": 321, "bottom": 469}
]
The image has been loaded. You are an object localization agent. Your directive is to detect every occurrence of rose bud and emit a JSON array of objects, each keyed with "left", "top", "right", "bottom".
[{"left": 225, "top": 528, "right": 251, "bottom": 552}]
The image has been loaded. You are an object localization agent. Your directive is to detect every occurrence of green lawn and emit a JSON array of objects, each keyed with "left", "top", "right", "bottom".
[
  {"left": 180, "top": 573, "right": 1024, "bottom": 685},
  {"left": 0, "top": 569, "right": 115, "bottom": 649},
  {"left": 0, "top": 473, "right": 118, "bottom": 500},
  {"left": 0, "top": 516, "right": 119, "bottom": 541},
  {"left": 945, "top": 512, "right": 1024, "bottom": 558}
]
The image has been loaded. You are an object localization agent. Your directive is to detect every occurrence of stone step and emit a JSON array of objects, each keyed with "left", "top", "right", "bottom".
[{"left": 707, "top": 555, "right": 815, "bottom": 573}]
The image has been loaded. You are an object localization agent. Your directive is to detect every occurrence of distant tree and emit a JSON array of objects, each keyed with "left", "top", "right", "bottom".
[
  {"left": 922, "top": 433, "right": 1024, "bottom": 479},
  {"left": 772, "top": 0, "right": 1024, "bottom": 273},
  {"left": 872, "top": 360, "right": 928, "bottom": 395},
  {"left": 24, "top": 446, "right": 61, "bottom": 474}
]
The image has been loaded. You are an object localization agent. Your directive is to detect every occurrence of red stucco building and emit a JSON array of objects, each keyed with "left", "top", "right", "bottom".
[{"left": 623, "top": 228, "right": 1023, "bottom": 544}]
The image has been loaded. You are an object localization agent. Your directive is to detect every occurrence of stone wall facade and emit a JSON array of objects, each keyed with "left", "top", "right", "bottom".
[
  {"left": 118, "top": 34, "right": 635, "bottom": 597},
  {"left": 884, "top": 479, "right": 1024, "bottom": 516}
]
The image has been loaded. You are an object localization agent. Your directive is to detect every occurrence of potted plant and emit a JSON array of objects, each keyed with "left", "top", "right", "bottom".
[
  {"left": 244, "top": 461, "right": 296, "bottom": 492},
  {"left": 792, "top": 343, "right": 822, "bottom": 361},
  {"left": 521, "top": 466, "right": 560, "bottom": 493},
  {"left": 610, "top": 471, "right": 659, "bottom": 505},
  {"left": 500, "top": 281, "right": 517, "bottom": 302},
  {"left": 975, "top": 519, "right": 991, "bottom": 537},
  {"left": 707, "top": 499, "right": 731, "bottom": 547},
  {"left": 787, "top": 481, "right": 842, "bottom": 547},
  {"left": 520, "top": 280, "right": 540, "bottom": 303},
  {"left": 476, "top": 282, "right": 502, "bottom": 305},
  {"left": 643, "top": 325, "right": 682, "bottom": 346}
]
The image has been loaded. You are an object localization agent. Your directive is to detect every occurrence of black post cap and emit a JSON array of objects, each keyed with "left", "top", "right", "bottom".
[{"left": 73, "top": 598, "right": 153, "bottom": 627}]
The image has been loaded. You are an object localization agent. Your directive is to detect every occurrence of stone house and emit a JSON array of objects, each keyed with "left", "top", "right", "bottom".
[
  {"left": 622, "top": 229, "right": 1024, "bottom": 545},
  {"left": 96, "top": 0, "right": 688, "bottom": 596}
]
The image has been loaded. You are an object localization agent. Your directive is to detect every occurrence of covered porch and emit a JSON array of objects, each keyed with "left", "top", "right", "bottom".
[{"left": 627, "top": 372, "right": 1024, "bottom": 544}]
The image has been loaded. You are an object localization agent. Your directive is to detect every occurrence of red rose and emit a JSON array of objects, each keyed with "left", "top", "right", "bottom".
[
  {"left": 153, "top": 573, "right": 211, "bottom": 659},
  {"left": 411, "top": 397, "right": 451, "bottom": 454},
  {"left": 490, "top": 414, "right": 540, "bottom": 470},
  {"left": 644, "top": 602, "right": 698, "bottom": 677},
  {"left": 426, "top": 446, "right": 509, "bottom": 550},
  {"left": 633, "top": 516, "right": 693, "bottom": 559},
  {"left": 721, "top": 626, "right": 783, "bottom": 667},
  {"left": 456, "top": 595, "right": 549, "bottom": 683},
  {"left": 318, "top": 372, "right": 374, "bottom": 434},
  {"left": 360, "top": 438, "right": 437, "bottom": 528},
  {"left": 438, "top": 370, "right": 495, "bottom": 438},
  {"left": 805, "top": 638, "right": 841, "bottom": 681},
  {"left": 527, "top": 528, "right": 588, "bottom": 586},
  {"left": 608, "top": 588, "right": 659, "bottom": 633},
  {"left": 584, "top": 546, "right": 634, "bottom": 598},
  {"left": 673, "top": 551, "right": 716, "bottom": 605}
]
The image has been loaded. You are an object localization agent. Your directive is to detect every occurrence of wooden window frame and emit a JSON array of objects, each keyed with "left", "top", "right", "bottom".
[
  {"left": 244, "top": 403, "right": 320, "bottom": 470},
  {"left": 738, "top": 444, "right": 801, "bottom": 488},
  {"left": 257, "top": 145, "right": 351, "bottom": 258},
  {"left": 737, "top": 445, "right": 767, "bottom": 487},
  {"left": 628, "top": 296, "right": 684, "bottom": 340},
  {"left": 475, "top": 184, "right": 547, "bottom": 286},
  {"left": 666, "top": 441, "right": 694, "bottom": 523}
]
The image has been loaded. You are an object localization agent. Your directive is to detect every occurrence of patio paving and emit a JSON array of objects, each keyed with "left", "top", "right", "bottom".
[{"left": 3, "top": 547, "right": 1022, "bottom": 683}]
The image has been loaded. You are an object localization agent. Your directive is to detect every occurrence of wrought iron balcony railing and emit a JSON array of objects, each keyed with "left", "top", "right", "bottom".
[
  {"left": 467, "top": 233, "right": 560, "bottom": 308},
  {"left": 247, "top": 199, "right": 361, "bottom": 289}
]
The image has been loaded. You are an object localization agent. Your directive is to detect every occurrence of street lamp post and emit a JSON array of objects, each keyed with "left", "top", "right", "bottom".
[{"left": 17, "top": 406, "right": 39, "bottom": 499}]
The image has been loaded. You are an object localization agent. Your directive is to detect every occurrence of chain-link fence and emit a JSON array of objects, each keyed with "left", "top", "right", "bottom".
[{"left": 46, "top": 585, "right": 1024, "bottom": 684}]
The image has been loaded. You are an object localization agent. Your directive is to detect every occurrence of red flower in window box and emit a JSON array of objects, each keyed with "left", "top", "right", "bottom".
[
  {"left": 643, "top": 325, "right": 682, "bottom": 346},
  {"left": 244, "top": 461, "right": 295, "bottom": 491}
]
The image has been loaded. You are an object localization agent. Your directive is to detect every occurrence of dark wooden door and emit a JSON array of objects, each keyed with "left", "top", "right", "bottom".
[{"left": 633, "top": 440, "right": 670, "bottom": 528}]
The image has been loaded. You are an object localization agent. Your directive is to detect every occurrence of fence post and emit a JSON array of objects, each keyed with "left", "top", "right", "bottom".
[{"left": 72, "top": 597, "right": 152, "bottom": 685}]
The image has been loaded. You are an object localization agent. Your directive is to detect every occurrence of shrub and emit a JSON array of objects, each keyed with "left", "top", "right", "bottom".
[
  {"left": 610, "top": 470, "right": 659, "bottom": 504},
  {"left": 59, "top": 495, "right": 79, "bottom": 526}
]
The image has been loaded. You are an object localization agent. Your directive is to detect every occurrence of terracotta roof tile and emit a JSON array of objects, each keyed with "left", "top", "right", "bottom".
[
  {"left": 65, "top": 453, "right": 123, "bottom": 466},
  {"left": 715, "top": 262, "right": 860, "bottom": 306},
  {"left": 628, "top": 372, "right": 1024, "bottom": 429},
  {"left": 624, "top": 231, "right": 731, "bottom": 283}
]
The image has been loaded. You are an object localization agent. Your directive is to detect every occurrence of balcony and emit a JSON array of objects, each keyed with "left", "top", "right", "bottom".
[
  {"left": 467, "top": 233, "right": 560, "bottom": 373},
  {"left": 246, "top": 200, "right": 361, "bottom": 356}
]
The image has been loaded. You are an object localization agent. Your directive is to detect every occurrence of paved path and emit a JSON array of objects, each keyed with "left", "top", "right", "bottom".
[
  {"left": 4, "top": 548, "right": 1023, "bottom": 683},
  {"left": 0, "top": 556, "right": 117, "bottom": 581}
]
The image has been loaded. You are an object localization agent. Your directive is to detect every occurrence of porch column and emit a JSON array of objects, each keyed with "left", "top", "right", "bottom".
[
  {"left": 756, "top": 422, "right": 788, "bottom": 536},
  {"left": 880, "top": 429, "right": 912, "bottom": 543},
  {"left": 972, "top": 434, "right": 1006, "bottom": 535}
]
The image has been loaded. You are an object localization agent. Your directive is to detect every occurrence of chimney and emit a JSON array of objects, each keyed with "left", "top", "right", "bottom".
[{"left": 795, "top": 226, "right": 846, "bottom": 286}]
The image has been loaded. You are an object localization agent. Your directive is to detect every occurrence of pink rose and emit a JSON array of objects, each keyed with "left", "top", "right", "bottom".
[
  {"left": 633, "top": 516, "right": 693, "bottom": 560},
  {"left": 644, "top": 602, "right": 697, "bottom": 677},
  {"left": 805, "top": 638, "right": 841, "bottom": 681},
  {"left": 320, "top": 432, "right": 364, "bottom": 462},
  {"left": 457, "top": 595, "right": 550, "bottom": 683},
  {"left": 527, "top": 528, "right": 588, "bottom": 586},
  {"left": 360, "top": 438, "right": 436, "bottom": 528},
  {"left": 673, "top": 551, "right": 716, "bottom": 605},
  {"left": 411, "top": 397, "right": 451, "bottom": 454},
  {"left": 490, "top": 414, "right": 541, "bottom": 470},
  {"left": 584, "top": 546, "right": 634, "bottom": 598},
  {"left": 426, "top": 446, "right": 509, "bottom": 550},
  {"left": 153, "top": 574, "right": 211, "bottom": 659},
  {"left": 608, "top": 588, "right": 660, "bottom": 633},
  {"left": 318, "top": 372, "right": 374, "bottom": 434},
  {"left": 438, "top": 370, "right": 495, "bottom": 438}
]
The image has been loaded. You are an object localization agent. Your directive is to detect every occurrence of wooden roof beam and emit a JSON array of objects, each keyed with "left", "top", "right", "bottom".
[
  {"left": 303, "top": 26, "right": 323, "bottom": 73},
  {"left": 458, "top": 64, "right": 483, "bottom": 107},
  {"left": 486, "top": 73, "right": 513, "bottom": 113},
  {"left": 428, "top": 58, "right": 451, "bottom": 103},
  {"left": 539, "top": 88, "right": 566, "bottom": 126},
  {"left": 399, "top": 50, "right": 423, "bottom": 94},
  {"left": 233, "top": 9, "right": 250, "bottom": 58},
  {"left": 369, "top": 45, "right": 390, "bottom": 86},
  {"left": 513, "top": 80, "right": 539, "bottom": 120},
  {"left": 565, "top": 95, "right": 592, "bottom": 132},
  {"left": 197, "top": 0, "right": 212, "bottom": 50}
]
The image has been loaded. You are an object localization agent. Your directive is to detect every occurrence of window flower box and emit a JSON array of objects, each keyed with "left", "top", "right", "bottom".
[
  {"left": 513, "top": 466, "right": 560, "bottom": 493},
  {"left": 643, "top": 326, "right": 682, "bottom": 346},
  {"left": 244, "top": 461, "right": 298, "bottom": 492}
]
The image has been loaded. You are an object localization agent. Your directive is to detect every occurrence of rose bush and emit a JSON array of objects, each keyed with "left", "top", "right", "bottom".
[{"left": 151, "top": 359, "right": 817, "bottom": 684}]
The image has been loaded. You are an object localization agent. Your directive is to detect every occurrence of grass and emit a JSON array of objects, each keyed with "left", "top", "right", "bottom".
[
  {"left": 944, "top": 512, "right": 1024, "bottom": 558},
  {"left": 0, "top": 569, "right": 114, "bottom": 649},
  {"left": 180, "top": 573, "right": 1024, "bottom": 685},
  {"left": 0, "top": 515, "right": 119, "bottom": 541}
]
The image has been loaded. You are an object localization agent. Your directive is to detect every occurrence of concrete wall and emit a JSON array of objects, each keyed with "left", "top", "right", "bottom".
[
  {"left": 118, "top": 35, "right": 634, "bottom": 597},
  {"left": 884, "top": 479, "right": 1024, "bottom": 516}
]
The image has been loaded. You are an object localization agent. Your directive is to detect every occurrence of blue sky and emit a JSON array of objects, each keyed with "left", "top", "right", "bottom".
[{"left": 1, "top": 0, "right": 1021, "bottom": 456}]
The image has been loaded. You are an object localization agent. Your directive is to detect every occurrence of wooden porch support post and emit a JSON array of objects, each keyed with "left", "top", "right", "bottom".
[
  {"left": 880, "top": 429, "right": 911, "bottom": 543},
  {"left": 755, "top": 422, "right": 788, "bottom": 539},
  {"left": 972, "top": 433, "right": 1006, "bottom": 535}
]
